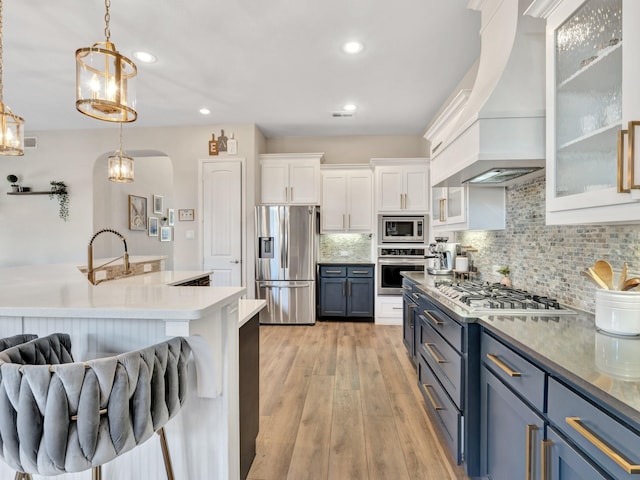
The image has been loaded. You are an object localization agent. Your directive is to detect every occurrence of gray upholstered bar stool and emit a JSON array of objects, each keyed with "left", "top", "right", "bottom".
[
  {"left": 0, "top": 334, "right": 37, "bottom": 352},
  {"left": 0, "top": 333, "right": 191, "bottom": 480}
]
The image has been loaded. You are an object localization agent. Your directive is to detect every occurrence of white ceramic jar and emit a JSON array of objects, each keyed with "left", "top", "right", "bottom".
[
  {"left": 455, "top": 256, "right": 469, "bottom": 272},
  {"left": 595, "top": 290, "right": 640, "bottom": 335}
]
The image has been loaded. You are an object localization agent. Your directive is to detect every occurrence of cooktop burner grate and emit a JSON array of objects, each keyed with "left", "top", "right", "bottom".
[{"left": 434, "top": 280, "right": 574, "bottom": 315}]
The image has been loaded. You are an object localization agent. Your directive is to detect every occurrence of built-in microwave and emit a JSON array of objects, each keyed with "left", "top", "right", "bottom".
[{"left": 379, "top": 215, "right": 425, "bottom": 243}]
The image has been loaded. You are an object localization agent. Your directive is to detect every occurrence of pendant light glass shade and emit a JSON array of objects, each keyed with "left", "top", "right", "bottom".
[
  {"left": 108, "top": 153, "right": 134, "bottom": 182},
  {"left": 108, "top": 123, "right": 134, "bottom": 182},
  {"left": 0, "top": 0, "right": 24, "bottom": 155},
  {"left": 75, "top": 0, "right": 137, "bottom": 123},
  {"left": 76, "top": 41, "right": 137, "bottom": 122},
  {"left": 0, "top": 102, "right": 24, "bottom": 155}
]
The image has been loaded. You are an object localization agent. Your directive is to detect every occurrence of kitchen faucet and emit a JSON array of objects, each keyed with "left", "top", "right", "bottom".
[{"left": 87, "top": 228, "right": 131, "bottom": 285}]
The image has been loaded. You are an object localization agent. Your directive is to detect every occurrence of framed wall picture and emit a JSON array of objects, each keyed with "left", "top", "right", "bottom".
[
  {"left": 148, "top": 217, "right": 159, "bottom": 236},
  {"left": 167, "top": 208, "right": 175, "bottom": 226},
  {"left": 153, "top": 194, "right": 163, "bottom": 214},
  {"left": 160, "top": 226, "right": 172, "bottom": 242},
  {"left": 128, "top": 195, "right": 147, "bottom": 231}
]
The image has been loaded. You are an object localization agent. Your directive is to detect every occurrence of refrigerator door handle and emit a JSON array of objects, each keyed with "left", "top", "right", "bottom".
[
  {"left": 279, "top": 207, "right": 285, "bottom": 270},
  {"left": 284, "top": 208, "right": 290, "bottom": 269}
]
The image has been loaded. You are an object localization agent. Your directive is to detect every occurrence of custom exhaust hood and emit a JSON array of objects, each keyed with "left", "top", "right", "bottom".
[{"left": 425, "top": 0, "right": 546, "bottom": 188}]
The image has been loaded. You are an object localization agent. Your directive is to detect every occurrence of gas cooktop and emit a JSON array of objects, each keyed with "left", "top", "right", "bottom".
[{"left": 434, "top": 280, "right": 576, "bottom": 316}]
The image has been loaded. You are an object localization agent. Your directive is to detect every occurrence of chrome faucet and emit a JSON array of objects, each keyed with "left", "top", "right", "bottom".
[{"left": 87, "top": 228, "right": 131, "bottom": 285}]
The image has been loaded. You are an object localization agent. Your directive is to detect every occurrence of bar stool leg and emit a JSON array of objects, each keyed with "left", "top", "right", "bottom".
[
  {"left": 157, "top": 427, "right": 175, "bottom": 480},
  {"left": 14, "top": 474, "right": 32, "bottom": 480},
  {"left": 92, "top": 465, "right": 102, "bottom": 480}
]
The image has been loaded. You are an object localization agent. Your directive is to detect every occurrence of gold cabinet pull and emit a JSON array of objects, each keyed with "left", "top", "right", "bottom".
[
  {"left": 424, "top": 343, "right": 446, "bottom": 364},
  {"left": 486, "top": 353, "right": 521, "bottom": 377},
  {"left": 630, "top": 121, "right": 640, "bottom": 190},
  {"left": 566, "top": 417, "right": 640, "bottom": 474},
  {"left": 526, "top": 424, "right": 539, "bottom": 480},
  {"left": 352, "top": 270, "right": 369, "bottom": 274},
  {"left": 423, "top": 310, "right": 444, "bottom": 326},
  {"left": 541, "top": 439, "right": 553, "bottom": 480},
  {"left": 412, "top": 292, "right": 420, "bottom": 299},
  {"left": 325, "top": 270, "right": 342, "bottom": 274},
  {"left": 439, "top": 198, "right": 446, "bottom": 222},
  {"left": 618, "top": 129, "right": 630, "bottom": 193},
  {"left": 422, "top": 384, "right": 444, "bottom": 410}
]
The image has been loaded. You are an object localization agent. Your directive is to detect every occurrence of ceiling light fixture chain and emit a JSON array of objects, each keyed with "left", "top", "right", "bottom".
[
  {"left": 108, "top": 123, "right": 134, "bottom": 182},
  {"left": 103, "top": 0, "right": 111, "bottom": 43},
  {"left": 0, "top": 0, "right": 4, "bottom": 104}
]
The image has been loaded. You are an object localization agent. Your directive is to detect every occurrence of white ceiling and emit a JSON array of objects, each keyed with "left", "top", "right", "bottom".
[{"left": 3, "top": 0, "right": 480, "bottom": 137}]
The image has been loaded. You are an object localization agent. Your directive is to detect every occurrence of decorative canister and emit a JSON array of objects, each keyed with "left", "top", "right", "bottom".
[{"left": 595, "top": 289, "right": 640, "bottom": 336}]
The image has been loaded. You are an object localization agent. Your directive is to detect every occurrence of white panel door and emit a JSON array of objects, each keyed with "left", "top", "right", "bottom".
[
  {"left": 261, "top": 161, "right": 288, "bottom": 204},
  {"left": 404, "top": 167, "right": 429, "bottom": 212},
  {"left": 203, "top": 161, "right": 242, "bottom": 286},
  {"left": 321, "top": 172, "right": 347, "bottom": 231},
  {"left": 347, "top": 171, "right": 373, "bottom": 231},
  {"left": 376, "top": 167, "right": 403, "bottom": 211}
]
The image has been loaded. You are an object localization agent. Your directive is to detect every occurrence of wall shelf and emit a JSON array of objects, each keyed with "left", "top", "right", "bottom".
[{"left": 7, "top": 189, "right": 66, "bottom": 196}]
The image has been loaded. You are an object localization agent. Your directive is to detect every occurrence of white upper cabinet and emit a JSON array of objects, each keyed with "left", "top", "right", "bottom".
[
  {"left": 528, "top": 0, "right": 640, "bottom": 224},
  {"left": 321, "top": 166, "right": 373, "bottom": 233},
  {"left": 431, "top": 185, "right": 505, "bottom": 232},
  {"left": 371, "top": 159, "right": 429, "bottom": 213},
  {"left": 260, "top": 153, "right": 323, "bottom": 205}
]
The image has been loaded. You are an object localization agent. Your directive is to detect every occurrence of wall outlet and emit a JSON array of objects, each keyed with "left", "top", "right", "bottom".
[
  {"left": 94, "top": 270, "right": 107, "bottom": 281},
  {"left": 186, "top": 230, "right": 195, "bottom": 240},
  {"left": 143, "top": 263, "right": 152, "bottom": 272},
  {"left": 339, "top": 250, "right": 349, "bottom": 257}
]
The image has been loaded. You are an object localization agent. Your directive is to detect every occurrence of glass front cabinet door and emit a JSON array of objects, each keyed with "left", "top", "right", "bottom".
[{"left": 529, "top": 0, "right": 640, "bottom": 224}]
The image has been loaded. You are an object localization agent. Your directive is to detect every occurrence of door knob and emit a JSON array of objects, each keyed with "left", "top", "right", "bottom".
[{"left": 230, "top": 259, "right": 240, "bottom": 264}]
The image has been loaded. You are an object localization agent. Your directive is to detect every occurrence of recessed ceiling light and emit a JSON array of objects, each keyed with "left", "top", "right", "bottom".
[
  {"left": 132, "top": 51, "right": 157, "bottom": 64},
  {"left": 342, "top": 103, "right": 357, "bottom": 112},
  {"left": 342, "top": 41, "right": 363, "bottom": 54},
  {"left": 199, "top": 108, "right": 211, "bottom": 115}
]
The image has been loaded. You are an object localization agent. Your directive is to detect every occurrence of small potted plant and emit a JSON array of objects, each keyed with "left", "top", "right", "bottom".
[
  {"left": 49, "top": 180, "right": 69, "bottom": 221},
  {"left": 6, "top": 174, "right": 19, "bottom": 192},
  {"left": 497, "top": 266, "right": 511, "bottom": 287}
]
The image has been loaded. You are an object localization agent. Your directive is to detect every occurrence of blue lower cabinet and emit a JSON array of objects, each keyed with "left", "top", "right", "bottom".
[
  {"left": 545, "top": 427, "right": 611, "bottom": 480},
  {"left": 418, "top": 352, "right": 462, "bottom": 464},
  {"left": 318, "top": 264, "right": 373, "bottom": 319},
  {"left": 481, "top": 364, "right": 544, "bottom": 480},
  {"left": 346, "top": 278, "right": 374, "bottom": 316},
  {"left": 319, "top": 277, "right": 346, "bottom": 316}
]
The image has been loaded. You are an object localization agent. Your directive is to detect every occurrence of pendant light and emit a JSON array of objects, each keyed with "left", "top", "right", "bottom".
[
  {"left": 0, "top": 0, "right": 24, "bottom": 155},
  {"left": 75, "top": 0, "right": 137, "bottom": 123},
  {"left": 108, "top": 123, "right": 134, "bottom": 182}
]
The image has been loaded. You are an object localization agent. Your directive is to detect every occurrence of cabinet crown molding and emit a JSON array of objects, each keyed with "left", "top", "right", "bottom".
[
  {"left": 259, "top": 152, "right": 325, "bottom": 162},
  {"left": 369, "top": 158, "right": 429, "bottom": 167},
  {"left": 523, "top": 0, "right": 563, "bottom": 18}
]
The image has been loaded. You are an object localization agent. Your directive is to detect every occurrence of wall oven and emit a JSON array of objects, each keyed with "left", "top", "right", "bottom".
[
  {"left": 377, "top": 247, "right": 425, "bottom": 295},
  {"left": 379, "top": 215, "right": 425, "bottom": 243}
]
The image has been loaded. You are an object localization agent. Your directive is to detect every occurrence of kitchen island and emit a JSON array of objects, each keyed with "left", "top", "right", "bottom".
[{"left": 0, "top": 263, "right": 255, "bottom": 480}]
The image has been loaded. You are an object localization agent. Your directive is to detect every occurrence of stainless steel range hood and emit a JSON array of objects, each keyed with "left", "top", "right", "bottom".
[{"left": 425, "top": 0, "right": 546, "bottom": 188}]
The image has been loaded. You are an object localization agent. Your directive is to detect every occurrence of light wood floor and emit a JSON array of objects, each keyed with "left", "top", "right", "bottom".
[{"left": 247, "top": 321, "right": 469, "bottom": 480}]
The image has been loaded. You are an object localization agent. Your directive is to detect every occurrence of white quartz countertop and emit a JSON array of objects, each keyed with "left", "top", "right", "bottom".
[
  {"left": 108, "top": 270, "right": 212, "bottom": 286},
  {"left": 0, "top": 264, "right": 245, "bottom": 320}
]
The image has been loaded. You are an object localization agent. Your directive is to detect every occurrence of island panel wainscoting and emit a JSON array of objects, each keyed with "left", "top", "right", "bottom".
[{"left": 0, "top": 264, "right": 263, "bottom": 480}]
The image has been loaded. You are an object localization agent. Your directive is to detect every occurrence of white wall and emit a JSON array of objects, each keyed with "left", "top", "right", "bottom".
[
  {"left": 0, "top": 124, "right": 260, "bottom": 271},
  {"left": 266, "top": 135, "right": 428, "bottom": 163}
]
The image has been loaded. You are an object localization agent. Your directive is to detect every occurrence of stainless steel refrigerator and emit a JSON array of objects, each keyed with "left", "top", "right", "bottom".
[{"left": 255, "top": 205, "right": 317, "bottom": 324}]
